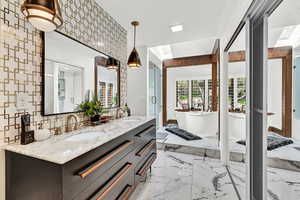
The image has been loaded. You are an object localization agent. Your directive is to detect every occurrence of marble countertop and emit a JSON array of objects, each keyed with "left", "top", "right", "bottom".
[{"left": 5, "top": 116, "right": 154, "bottom": 164}]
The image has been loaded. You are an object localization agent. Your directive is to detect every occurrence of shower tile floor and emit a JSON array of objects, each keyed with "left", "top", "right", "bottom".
[
  {"left": 157, "top": 127, "right": 300, "bottom": 171},
  {"left": 131, "top": 150, "right": 300, "bottom": 200}
]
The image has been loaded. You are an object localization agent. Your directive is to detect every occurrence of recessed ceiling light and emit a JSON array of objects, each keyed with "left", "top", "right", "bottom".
[{"left": 170, "top": 24, "right": 183, "bottom": 32}]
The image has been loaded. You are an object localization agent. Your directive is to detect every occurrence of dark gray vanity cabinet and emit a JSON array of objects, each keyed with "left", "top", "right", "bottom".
[{"left": 6, "top": 119, "right": 157, "bottom": 200}]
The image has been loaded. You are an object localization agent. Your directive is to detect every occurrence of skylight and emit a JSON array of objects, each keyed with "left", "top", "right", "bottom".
[{"left": 170, "top": 24, "right": 183, "bottom": 32}]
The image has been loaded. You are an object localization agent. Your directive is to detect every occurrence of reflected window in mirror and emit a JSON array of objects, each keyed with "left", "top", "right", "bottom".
[{"left": 95, "top": 56, "right": 120, "bottom": 109}]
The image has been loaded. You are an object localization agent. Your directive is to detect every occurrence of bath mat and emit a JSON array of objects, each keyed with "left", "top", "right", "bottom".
[
  {"left": 236, "top": 134, "right": 293, "bottom": 151},
  {"left": 165, "top": 128, "right": 202, "bottom": 141}
]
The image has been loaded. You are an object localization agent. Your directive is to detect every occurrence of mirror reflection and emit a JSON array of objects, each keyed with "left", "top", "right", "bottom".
[
  {"left": 95, "top": 57, "right": 119, "bottom": 108},
  {"left": 43, "top": 31, "right": 120, "bottom": 115}
]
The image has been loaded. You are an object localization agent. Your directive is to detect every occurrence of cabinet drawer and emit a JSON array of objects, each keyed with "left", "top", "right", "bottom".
[
  {"left": 90, "top": 163, "right": 134, "bottom": 200},
  {"left": 62, "top": 133, "right": 134, "bottom": 200},
  {"left": 128, "top": 119, "right": 156, "bottom": 138},
  {"left": 116, "top": 184, "right": 137, "bottom": 200},
  {"left": 135, "top": 147, "right": 157, "bottom": 184},
  {"left": 134, "top": 126, "right": 156, "bottom": 154},
  {"left": 74, "top": 152, "right": 135, "bottom": 200}
]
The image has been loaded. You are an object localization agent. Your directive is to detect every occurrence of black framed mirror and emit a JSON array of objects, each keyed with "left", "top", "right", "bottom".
[{"left": 42, "top": 31, "right": 120, "bottom": 116}]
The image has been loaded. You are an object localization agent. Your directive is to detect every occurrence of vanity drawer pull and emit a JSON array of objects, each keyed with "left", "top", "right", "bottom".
[
  {"left": 78, "top": 141, "right": 134, "bottom": 178},
  {"left": 136, "top": 140, "right": 156, "bottom": 157},
  {"left": 116, "top": 184, "right": 136, "bottom": 200},
  {"left": 94, "top": 163, "right": 133, "bottom": 200},
  {"left": 135, "top": 125, "right": 155, "bottom": 137},
  {"left": 137, "top": 153, "right": 157, "bottom": 177}
]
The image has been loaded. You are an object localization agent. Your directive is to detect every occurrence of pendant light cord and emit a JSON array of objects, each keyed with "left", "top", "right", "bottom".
[{"left": 134, "top": 25, "right": 136, "bottom": 48}]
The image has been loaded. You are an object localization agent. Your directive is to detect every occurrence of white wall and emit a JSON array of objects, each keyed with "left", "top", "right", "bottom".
[
  {"left": 127, "top": 46, "right": 163, "bottom": 118},
  {"left": 268, "top": 59, "right": 282, "bottom": 129},
  {"left": 127, "top": 46, "right": 148, "bottom": 116}
]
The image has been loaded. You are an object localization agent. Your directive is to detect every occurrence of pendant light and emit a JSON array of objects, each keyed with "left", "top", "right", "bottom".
[
  {"left": 107, "top": 57, "right": 119, "bottom": 71},
  {"left": 127, "top": 21, "right": 142, "bottom": 68},
  {"left": 21, "top": 0, "right": 63, "bottom": 32}
]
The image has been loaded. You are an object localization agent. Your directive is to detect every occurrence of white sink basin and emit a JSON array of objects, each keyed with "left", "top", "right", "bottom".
[{"left": 65, "top": 131, "right": 102, "bottom": 142}]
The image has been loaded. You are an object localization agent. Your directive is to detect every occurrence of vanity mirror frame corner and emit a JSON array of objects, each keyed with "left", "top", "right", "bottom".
[{"left": 41, "top": 31, "right": 121, "bottom": 116}]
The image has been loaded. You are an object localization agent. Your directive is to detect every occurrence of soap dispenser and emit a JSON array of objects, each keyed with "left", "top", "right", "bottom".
[{"left": 21, "top": 114, "right": 34, "bottom": 145}]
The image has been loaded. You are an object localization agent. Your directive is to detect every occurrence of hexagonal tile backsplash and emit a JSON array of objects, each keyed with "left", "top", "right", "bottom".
[{"left": 0, "top": 0, "right": 127, "bottom": 143}]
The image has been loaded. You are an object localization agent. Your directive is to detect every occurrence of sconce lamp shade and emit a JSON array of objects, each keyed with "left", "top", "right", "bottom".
[
  {"left": 127, "top": 48, "right": 141, "bottom": 68},
  {"left": 21, "top": 0, "right": 63, "bottom": 32}
]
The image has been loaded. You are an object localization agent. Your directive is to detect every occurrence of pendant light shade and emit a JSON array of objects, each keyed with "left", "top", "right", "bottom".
[
  {"left": 107, "top": 57, "right": 119, "bottom": 71},
  {"left": 128, "top": 21, "right": 142, "bottom": 68},
  {"left": 21, "top": 0, "right": 63, "bottom": 32}
]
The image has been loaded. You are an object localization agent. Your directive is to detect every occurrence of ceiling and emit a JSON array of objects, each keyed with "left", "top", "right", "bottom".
[
  {"left": 96, "top": 0, "right": 252, "bottom": 48},
  {"left": 150, "top": 37, "right": 216, "bottom": 60},
  {"left": 229, "top": 0, "right": 300, "bottom": 55}
]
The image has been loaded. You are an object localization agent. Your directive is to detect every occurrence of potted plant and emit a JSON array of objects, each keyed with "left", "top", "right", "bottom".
[{"left": 78, "top": 95, "right": 107, "bottom": 123}]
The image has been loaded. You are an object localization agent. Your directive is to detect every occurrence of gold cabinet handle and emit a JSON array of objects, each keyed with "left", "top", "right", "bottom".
[
  {"left": 78, "top": 141, "right": 134, "bottom": 179},
  {"left": 116, "top": 184, "right": 136, "bottom": 200},
  {"left": 95, "top": 163, "right": 133, "bottom": 200},
  {"left": 137, "top": 153, "right": 156, "bottom": 177},
  {"left": 136, "top": 140, "right": 156, "bottom": 157}
]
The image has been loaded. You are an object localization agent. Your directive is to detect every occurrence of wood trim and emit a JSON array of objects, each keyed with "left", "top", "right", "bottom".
[
  {"left": 282, "top": 54, "right": 293, "bottom": 137},
  {"left": 95, "top": 163, "right": 133, "bottom": 200},
  {"left": 137, "top": 153, "right": 157, "bottom": 177},
  {"left": 163, "top": 54, "right": 213, "bottom": 68},
  {"left": 228, "top": 46, "right": 292, "bottom": 137},
  {"left": 78, "top": 141, "right": 134, "bottom": 178},
  {"left": 136, "top": 140, "right": 156, "bottom": 157},
  {"left": 212, "top": 61, "right": 218, "bottom": 111},
  {"left": 228, "top": 46, "right": 292, "bottom": 62}
]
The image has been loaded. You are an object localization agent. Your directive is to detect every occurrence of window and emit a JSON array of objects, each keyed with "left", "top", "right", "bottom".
[
  {"left": 228, "top": 78, "right": 234, "bottom": 110},
  {"left": 237, "top": 77, "right": 246, "bottom": 108},
  {"left": 98, "top": 81, "right": 106, "bottom": 106},
  {"left": 191, "top": 80, "right": 205, "bottom": 109},
  {"left": 176, "top": 80, "right": 189, "bottom": 108},
  {"left": 208, "top": 79, "right": 212, "bottom": 110},
  {"left": 227, "top": 77, "right": 246, "bottom": 111},
  {"left": 107, "top": 83, "right": 113, "bottom": 107}
]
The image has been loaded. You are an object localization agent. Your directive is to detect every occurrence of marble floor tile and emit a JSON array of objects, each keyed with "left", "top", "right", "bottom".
[
  {"left": 132, "top": 151, "right": 238, "bottom": 200},
  {"left": 228, "top": 161, "right": 300, "bottom": 200}
]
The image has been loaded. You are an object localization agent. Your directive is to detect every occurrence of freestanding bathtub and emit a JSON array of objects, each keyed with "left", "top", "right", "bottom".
[
  {"left": 175, "top": 111, "right": 218, "bottom": 137},
  {"left": 228, "top": 112, "right": 246, "bottom": 140}
]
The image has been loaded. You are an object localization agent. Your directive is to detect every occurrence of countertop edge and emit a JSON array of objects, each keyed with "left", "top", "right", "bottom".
[{"left": 5, "top": 116, "right": 155, "bottom": 165}]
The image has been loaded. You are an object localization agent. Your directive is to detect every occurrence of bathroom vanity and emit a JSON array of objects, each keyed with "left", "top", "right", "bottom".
[{"left": 5, "top": 117, "right": 156, "bottom": 200}]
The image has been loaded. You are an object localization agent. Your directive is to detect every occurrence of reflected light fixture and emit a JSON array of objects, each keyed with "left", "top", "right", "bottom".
[
  {"left": 127, "top": 21, "right": 142, "bottom": 68},
  {"left": 107, "top": 57, "right": 119, "bottom": 71},
  {"left": 21, "top": 0, "right": 63, "bottom": 32}
]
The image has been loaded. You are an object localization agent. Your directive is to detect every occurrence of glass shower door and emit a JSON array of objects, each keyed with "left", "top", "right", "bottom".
[{"left": 149, "top": 62, "right": 161, "bottom": 127}]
